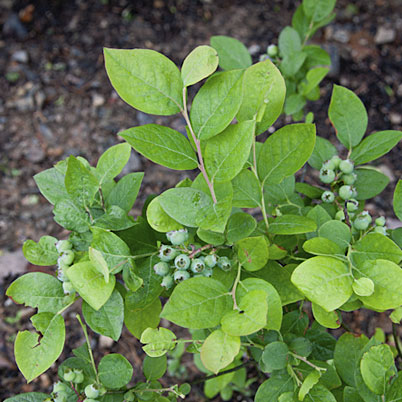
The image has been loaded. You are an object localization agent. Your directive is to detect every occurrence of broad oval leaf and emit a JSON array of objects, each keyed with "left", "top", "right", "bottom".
[
  {"left": 255, "top": 374, "right": 294, "bottom": 402},
  {"left": 210, "top": 35, "right": 252, "bottom": 70},
  {"left": 22, "top": 236, "right": 58, "bottom": 266},
  {"left": 98, "top": 353, "right": 133, "bottom": 389},
  {"left": 142, "top": 355, "right": 167, "bottom": 381},
  {"left": 311, "top": 303, "right": 340, "bottom": 329},
  {"left": 308, "top": 136, "right": 337, "bottom": 169},
  {"left": 146, "top": 196, "right": 183, "bottom": 232},
  {"left": 104, "top": 48, "right": 183, "bottom": 115},
  {"left": 34, "top": 167, "right": 68, "bottom": 205},
  {"left": 225, "top": 212, "right": 257, "bottom": 244},
  {"left": 303, "top": 0, "right": 336, "bottom": 21},
  {"left": 236, "top": 236, "right": 269, "bottom": 271},
  {"left": 96, "top": 143, "right": 131, "bottom": 184},
  {"left": 269, "top": 215, "right": 317, "bottom": 235},
  {"left": 354, "top": 167, "right": 389, "bottom": 200},
  {"left": 4, "top": 393, "right": 50, "bottom": 402},
  {"left": 232, "top": 168, "right": 262, "bottom": 208}
]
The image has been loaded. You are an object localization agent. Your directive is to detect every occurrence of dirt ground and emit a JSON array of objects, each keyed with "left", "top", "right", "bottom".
[{"left": 0, "top": 0, "right": 401, "bottom": 400}]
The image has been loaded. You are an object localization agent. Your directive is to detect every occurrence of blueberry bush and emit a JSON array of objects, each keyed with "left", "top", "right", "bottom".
[{"left": 5, "top": 3, "right": 402, "bottom": 402}]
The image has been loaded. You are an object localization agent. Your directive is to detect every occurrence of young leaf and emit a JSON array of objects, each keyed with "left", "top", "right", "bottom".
[
  {"left": 53, "top": 198, "right": 89, "bottom": 233},
  {"left": 98, "top": 353, "right": 133, "bottom": 389},
  {"left": 236, "top": 236, "right": 269, "bottom": 271},
  {"left": 299, "top": 371, "right": 322, "bottom": 401},
  {"left": 34, "top": 167, "right": 68, "bottom": 205},
  {"left": 181, "top": 45, "right": 219, "bottom": 87},
  {"left": 279, "top": 26, "right": 302, "bottom": 57},
  {"left": 15, "top": 314, "right": 65, "bottom": 382},
  {"left": 7, "top": 272, "right": 71, "bottom": 314},
  {"left": 82, "top": 289, "right": 124, "bottom": 341},
  {"left": 89, "top": 247, "right": 109, "bottom": 283},
  {"left": 303, "top": 0, "right": 336, "bottom": 22},
  {"left": 142, "top": 355, "right": 167, "bottom": 381},
  {"left": 22, "top": 236, "right": 58, "bottom": 266},
  {"left": 291, "top": 256, "right": 353, "bottom": 311},
  {"left": 303, "top": 45, "right": 331, "bottom": 69},
  {"left": 190, "top": 69, "right": 244, "bottom": 140},
  {"left": 261, "top": 341, "right": 289, "bottom": 372},
  {"left": 394, "top": 180, "right": 402, "bottom": 221},
  {"left": 258, "top": 123, "right": 316, "bottom": 185},
  {"left": 204, "top": 121, "right": 255, "bottom": 182},
  {"left": 284, "top": 93, "right": 306, "bottom": 115},
  {"left": 200, "top": 329, "right": 240, "bottom": 374},
  {"left": 232, "top": 169, "right": 262, "bottom": 208},
  {"left": 146, "top": 196, "right": 183, "bottom": 232},
  {"left": 328, "top": 85, "right": 368, "bottom": 149},
  {"left": 96, "top": 143, "right": 131, "bottom": 184},
  {"left": 300, "top": 67, "right": 329, "bottom": 96},
  {"left": 210, "top": 35, "right": 252, "bottom": 70},
  {"left": 140, "top": 327, "right": 176, "bottom": 357},
  {"left": 106, "top": 172, "right": 143, "bottom": 212},
  {"left": 104, "top": 48, "right": 183, "bottom": 115},
  {"left": 225, "top": 212, "right": 257, "bottom": 244},
  {"left": 318, "top": 220, "right": 351, "bottom": 252},
  {"left": 308, "top": 136, "right": 337, "bottom": 170},
  {"left": 255, "top": 374, "right": 294, "bottom": 402},
  {"left": 354, "top": 167, "right": 389, "bottom": 200},
  {"left": 311, "top": 303, "right": 340, "bottom": 329},
  {"left": 269, "top": 215, "right": 317, "bottom": 235},
  {"left": 161, "top": 277, "right": 233, "bottom": 329}
]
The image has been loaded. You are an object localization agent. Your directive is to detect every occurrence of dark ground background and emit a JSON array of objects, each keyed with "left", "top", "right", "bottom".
[{"left": 0, "top": 0, "right": 401, "bottom": 400}]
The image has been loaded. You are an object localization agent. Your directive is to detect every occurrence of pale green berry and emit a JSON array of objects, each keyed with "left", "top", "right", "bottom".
[
  {"left": 352, "top": 188, "right": 358, "bottom": 198},
  {"left": 63, "top": 281, "right": 75, "bottom": 295},
  {"left": 53, "top": 381, "right": 68, "bottom": 393},
  {"left": 319, "top": 167, "right": 336, "bottom": 183},
  {"left": 375, "top": 216, "right": 386, "bottom": 226},
  {"left": 191, "top": 258, "right": 205, "bottom": 273},
  {"left": 374, "top": 226, "right": 387, "bottom": 235},
  {"left": 330, "top": 155, "right": 342, "bottom": 168},
  {"left": 339, "top": 185, "right": 353, "bottom": 200},
  {"left": 322, "top": 159, "right": 337, "bottom": 170},
  {"left": 204, "top": 254, "right": 217, "bottom": 268},
  {"left": 346, "top": 199, "right": 358, "bottom": 212},
  {"left": 335, "top": 210, "right": 345, "bottom": 221},
  {"left": 202, "top": 268, "right": 213, "bottom": 277},
  {"left": 153, "top": 261, "right": 170, "bottom": 276},
  {"left": 72, "top": 369, "right": 84, "bottom": 384},
  {"left": 360, "top": 210, "right": 372, "bottom": 224},
  {"left": 124, "top": 391, "right": 135, "bottom": 402},
  {"left": 54, "top": 394, "right": 68, "bottom": 402},
  {"left": 56, "top": 240, "right": 73, "bottom": 253},
  {"left": 174, "top": 254, "right": 190, "bottom": 270},
  {"left": 267, "top": 44, "right": 278, "bottom": 57},
  {"left": 321, "top": 191, "right": 335, "bottom": 203},
  {"left": 159, "top": 245, "right": 177, "bottom": 262},
  {"left": 85, "top": 384, "right": 100, "bottom": 399},
  {"left": 217, "top": 256, "right": 231, "bottom": 271},
  {"left": 63, "top": 369, "right": 76, "bottom": 382},
  {"left": 353, "top": 216, "right": 370, "bottom": 231},
  {"left": 174, "top": 270, "right": 190, "bottom": 282},
  {"left": 342, "top": 173, "right": 357, "bottom": 185},
  {"left": 161, "top": 275, "right": 174, "bottom": 289},
  {"left": 167, "top": 228, "right": 189, "bottom": 246},
  {"left": 339, "top": 159, "right": 354, "bottom": 174},
  {"left": 59, "top": 250, "right": 75, "bottom": 266}
]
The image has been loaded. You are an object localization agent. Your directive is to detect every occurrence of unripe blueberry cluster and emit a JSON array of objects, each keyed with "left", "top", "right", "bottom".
[
  {"left": 62, "top": 368, "right": 84, "bottom": 384},
  {"left": 55, "top": 239, "right": 76, "bottom": 295},
  {"left": 154, "top": 229, "right": 231, "bottom": 289}
]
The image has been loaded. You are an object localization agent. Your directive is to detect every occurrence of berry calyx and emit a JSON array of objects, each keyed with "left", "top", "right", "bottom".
[
  {"left": 346, "top": 199, "right": 358, "bottom": 212},
  {"left": 167, "top": 228, "right": 189, "bottom": 246},
  {"left": 63, "top": 369, "right": 76, "bottom": 382},
  {"left": 161, "top": 275, "right": 174, "bottom": 289},
  {"left": 322, "top": 159, "right": 337, "bottom": 171},
  {"left": 319, "top": 167, "right": 336, "bottom": 184},
  {"left": 153, "top": 261, "right": 170, "bottom": 276},
  {"left": 174, "top": 270, "right": 190, "bottom": 282},
  {"left": 72, "top": 369, "right": 84, "bottom": 384},
  {"left": 217, "top": 256, "right": 231, "bottom": 271},
  {"left": 191, "top": 258, "right": 205, "bottom": 273},
  {"left": 159, "top": 245, "right": 177, "bottom": 262},
  {"left": 204, "top": 254, "right": 217, "bottom": 268},
  {"left": 321, "top": 190, "right": 335, "bottom": 203},
  {"left": 339, "top": 185, "right": 353, "bottom": 200},
  {"left": 63, "top": 281, "right": 75, "bottom": 295},
  {"left": 353, "top": 213, "right": 371, "bottom": 231},
  {"left": 339, "top": 159, "right": 354, "bottom": 174},
  {"left": 174, "top": 254, "right": 190, "bottom": 270},
  {"left": 375, "top": 216, "right": 386, "bottom": 226}
]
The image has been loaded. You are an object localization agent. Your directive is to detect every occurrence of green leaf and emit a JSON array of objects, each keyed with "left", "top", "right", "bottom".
[
  {"left": 4, "top": 393, "right": 50, "bottom": 402},
  {"left": 261, "top": 341, "right": 289, "bottom": 372},
  {"left": 200, "top": 329, "right": 240, "bottom": 374},
  {"left": 269, "top": 215, "right": 317, "bottom": 235},
  {"left": 181, "top": 45, "right": 218, "bottom": 87},
  {"left": 237, "top": 236, "right": 269, "bottom": 271},
  {"left": 197, "top": 228, "right": 225, "bottom": 245},
  {"left": 303, "top": 0, "right": 336, "bottom": 21},
  {"left": 237, "top": 59, "right": 286, "bottom": 134},
  {"left": 390, "top": 307, "right": 402, "bottom": 324},
  {"left": 7, "top": 272, "right": 71, "bottom": 314},
  {"left": 34, "top": 167, "right": 68, "bottom": 205},
  {"left": 355, "top": 259, "right": 402, "bottom": 310},
  {"left": 190, "top": 69, "right": 244, "bottom": 140},
  {"left": 221, "top": 290, "right": 268, "bottom": 336},
  {"left": 279, "top": 26, "right": 302, "bottom": 56},
  {"left": 306, "top": 205, "right": 332, "bottom": 231},
  {"left": 98, "top": 353, "right": 133, "bottom": 389},
  {"left": 65, "top": 156, "right": 99, "bottom": 207},
  {"left": 161, "top": 277, "right": 232, "bottom": 329},
  {"left": 96, "top": 143, "right": 131, "bottom": 184},
  {"left": 311, "top": 303, "right": 340, "bottom": 329},
  {"left": 299, "top": 371, "right": 322, "bottom": 401},
  {"left": 225, "top": 212, "right": 257, "bottom": 244},
  {"left": 232, "top": 169, "right": 262, "bottom": 208},
  {"left": 386, "top": 373, "right": 402, "bottom": 401},
  {"left": 146, "top": 196, "right": 183, "bottom": 232},
  {"left": 120, "top": 124, "right": 198, "bottom": 170},
  {"left": 308, "top": 136, "right": 337, "bottom": 169},
  {"left": 142, "top": 355, "right": 167, "bottom": 381},
  {"left": 305, "top": 385, "right": 336, "bottom": 402},
  {"left": 303, "top": 237, "right": 343, "bottom": 256},
  {"left": 22, "top": 236, "right": 58, "bottom": 266},
  {"left": 284, "top": 93, "right": 306, "bottom": 116},
  {"left": 291, "top": 256, "right": 353, "bottom": 311},
  {"left": 82, "top": 289, "right": 124, "bottom": 341},
  {"left": 140, "top": 327, "right": 176, "bottom": 357},
  {"left": 328, "top": 85, "right": 368, "bottom": 149},
  {"left": 31, "top": 312, "right": 54, "bottom": 334},
  {"left": 106, "top": 172, "right": 143, "bottom": 212},
  {"left": 255, "top": 374, "right": 294, "bottom": 402},
  {"left": 258, "top": 124, "right": 316, "bottom": 185},
  {"left": 318, "top": 220, "right": 351, "bottom": 252},
  {"left": 350, "top": 233, "right": 402, "bottom": 268},
  {"left": 89, "top": 247, "right": 109, "bottom": 283},
  {"left": 360, "top": 344, "right": 394, "bottom": 395},
  {"left": 352, "top": 278, "right": 374, "bottom": 297},
  {"left": 354, "top": 167, "right": 389, "bottom": 200},
  {"left": 394, "top": 180, "right": 402, "bottom": 221},
  {"left": 334, "top": 332, "right": 369, "bottom": 387},
  {"left": 94, "top": 205, "right": 135, "bottom": 231},
  {"left": 350, "top": 130, "right": 402, "bottom": 165},
  {"left": 66, "top": 261, "right": 115, "bottom": 310},
  {"left": 15, "top": 314, "right": 65, "bottom": 382},
  {"left": 104, "top": 48, "right": 183, "bottom": 115},
  {"left": 237, "top": 277, "right": 283, "bottom": 331},
  {"left": 300, "top": 67, "right": 329, "bottom": 96},
  {"left": 210, "top": 35, "right": 252, "bottom": 70},
  {"left": 303, "top": 45, "right": 331, "bottom": 69},
  {"left": 204, "top": 121, "right": 255, "bottom": 182},
  {"left": 53, "top": 198, "right": 89, "bottom": 233}
]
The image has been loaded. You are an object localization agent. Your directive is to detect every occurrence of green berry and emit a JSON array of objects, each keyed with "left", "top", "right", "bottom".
[
  {"left": 174, "top": 270, "right": 190, "bottom": 282},
  {"left": 202, "top": 268, "right": 213, "bottom": 277},
  {"left": 330, "top": 155, "right": 342, "bottom": 168},
  {"left": 204, "top": 254, "right": 217, "bottom": 268},
  {"left": 59, "top": 250, "right": 75, "bottom": 266},
  {"left": 374, "top": 226, "right": 387, "bottom": 235},
  {"left": 319, "top": 167, "right": 336, "bottom": 183},
  {"left": 217, "top": 256, "right": 231, "bottom": 272},
  {"left": 342, "top": 173, "right": 357, "bottom": 185},
  {"left": 56, "top": 240, "right": 73, "bottom": 253},
  {"left": 346, "top": 199, "right": 358, "bottom": 212},
  {"left": 153, "top": 261, "right": 170, "bottom": 276},
  {"left": 85, "top": 384, "right": 100, "bottom": 399},
  {"left": 267, "top": 44, "right": 278, "bottom": 57},
  {"left": 191, "top": 258, "right": 205, "bottom": 273},
  {"left": 72, "top": 369, "right": 84, "bottom": 384},
  {"left": 353, "top": 216, "right": 370, "bottom": 231},
  {"left": 174, "top": 254, "right": 190, "bottom": 270},
  {"left": 53, "top": 381, "right": 68, "bottom": 393},
  {"left": 63, "top": 369, "right": 76, "bottom": 382},
  {"left": 159, "top": 245, "right": 177, "bottom": 262},
  {"left": 54, "top": 394, "right": 68, "bottom": 402},
  {"left": 167, "top": 229, "right": 189, "bottom": 245},
  {"left": 339, "top": 185, "right": 353, "bottom": 200},
  {"left": 339, "top": 159, "right": 354, "bottom": 174},
  {"left": 322, "top": 159, "right": 337, "bottom": 170},
  {"left": 321, "top": 191, "right": 335, "bottom": 203},
  {"left": 161, "top": 275, "right": 174, "bottom": 289},
  {"left": 335, "top": 210, "right": 345, "bottom": 221},
  {"left": 63, "top": 281, "right": 75, "bottom": 295},
  {"left": 360, "top": 211, "right": 372, "bottom": 224},
  {"left": 124, "top": 391, "right": 135, "bottom": 402},
  {"left": 375, "top": 216, "right": 386, "bottom": 226}
]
